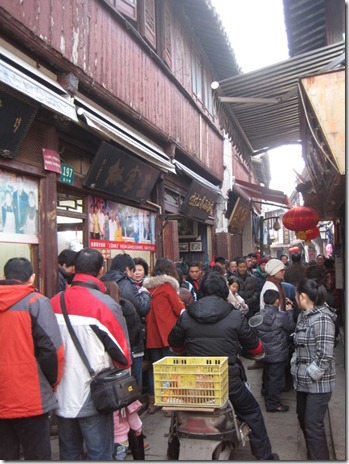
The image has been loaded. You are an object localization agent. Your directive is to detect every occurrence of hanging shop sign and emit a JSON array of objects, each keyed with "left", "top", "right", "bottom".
[
  {"left": 89, "top": 195, "right": 156, "bottom": 252},
  {"left": 84, "top": 142, "right": 160, "bottom": 203},
  {"left": 0, "top": 87, "right": 38, "bottom": 158},
  {"left": 179, "top": 180, "right": 219, "bottom": 221},
  {"left": 228, "top": 197, "right": 250, "bottom": 235},
  {"left": 0, "top": 170, "right": 39, "bottom": 243},
  {"left": 43, "top": 148, "right": 62, "bottom": 174}
]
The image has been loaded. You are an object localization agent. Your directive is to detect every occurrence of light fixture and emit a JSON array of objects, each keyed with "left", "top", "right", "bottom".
[
  {"left": 273, "top": 219, "right": 281, "bottom": 231},
  {"left": 211, "top": 81, "right": 219, "bottom": 90}
]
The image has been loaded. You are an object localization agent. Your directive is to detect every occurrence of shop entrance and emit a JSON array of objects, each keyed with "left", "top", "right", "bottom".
[{"left": 57, "top": 192, "right": 85, "bottom": 254}]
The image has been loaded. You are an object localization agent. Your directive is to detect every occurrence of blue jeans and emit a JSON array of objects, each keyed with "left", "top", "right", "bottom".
[
  {"left": 148, "top": 347, "right": 172, "bottom": 396},
  {"left": 296, "top": 391, "right": 332, "bottom": 460},
  {"left": 131, "top": 355, "right": 143, "bottom": 391},
  {"left": 56, "top": 413, "right": 114, "bottom": 460}
]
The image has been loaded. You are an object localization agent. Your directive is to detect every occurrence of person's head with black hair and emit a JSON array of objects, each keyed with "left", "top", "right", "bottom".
[
  {"left": 74, "top": 248, "right": 104, "bottom": 277},
  {"left": 228, "top": 275, "right": 240, "bottom": 295},
  {"left": 110, "top": 253, "right": 135, "bottom": 273},
  {"left": 133, "top": 257, "right": 149, "bottom": 282},
  {"left": 58, "top": 249, "right": 77, "bottom": 278},
  {"left": 3, "top": 257, "right": 34, "bottom": 283},
  {"left": 297, "top": 278, "right": 327, "bottom": 309},
  {"left": 214, "top": 257, "right": 227, "bottom": 271},
  {"left": 263, "top": 289, "right": 280, "bottom": 306},
  {"left": 198, "top": 271, "right": 229, "bottom": 300},
  {"left": 152, "top": 258, "right": 178, "bottom": 280},
  {"left": 324, "top": 258, "right": 335, "bottom": 270},
  {"left": 291, "top": 252, "right": 302, "bottom": 264}
]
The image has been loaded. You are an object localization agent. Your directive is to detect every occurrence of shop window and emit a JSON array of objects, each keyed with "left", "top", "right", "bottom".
[{"left": 57, "top": 193, "right": 85, "bottom": 252}]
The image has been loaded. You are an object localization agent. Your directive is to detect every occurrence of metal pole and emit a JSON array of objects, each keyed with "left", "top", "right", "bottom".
[{"left": 260, "top": 216, "right": 264, "bottom": 257}]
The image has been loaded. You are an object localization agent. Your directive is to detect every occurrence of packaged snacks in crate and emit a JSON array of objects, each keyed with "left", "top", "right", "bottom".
[{"left": 153, "top": 357, "right": 229, "bottom": 408}]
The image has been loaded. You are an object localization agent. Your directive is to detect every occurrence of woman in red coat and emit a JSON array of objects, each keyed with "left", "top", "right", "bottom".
[{"left": 142, "top": 258, "right": 185, "bottom": 413}]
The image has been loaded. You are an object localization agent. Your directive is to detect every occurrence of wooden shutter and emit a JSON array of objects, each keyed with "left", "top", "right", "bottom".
[
  {"left": 115, "top": 0, "right": 137, "bottom": 21},
  {"left": 163, "top": 220, "right": 179, "bottom": 261},
  {"left": 139, "top": 0, "right": 156, "bottom": 48},
  {"left": 159, "top": 0, "right": 172, "bottom": 69}
]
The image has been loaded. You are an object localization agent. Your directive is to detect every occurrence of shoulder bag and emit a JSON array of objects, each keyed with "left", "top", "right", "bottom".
[{"left": 59, "top": 292, "right": 140, "bottom": 414}]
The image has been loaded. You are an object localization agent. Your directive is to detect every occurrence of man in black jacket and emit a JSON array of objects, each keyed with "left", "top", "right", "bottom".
[
  {"left": 101, "top": 253, "right": 150, "bottom": 388},
  {"left": 168, "top": 271, "right": 279, "bottom": 461}
]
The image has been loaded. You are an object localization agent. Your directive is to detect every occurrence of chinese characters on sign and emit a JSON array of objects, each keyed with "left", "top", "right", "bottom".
[
  {"left": 84, "top": 142, "right": 160, "bottom": 203},
  {"left": 180, "top": 180, "right": 219, "bottom": 220},
  {"left": 229, "top": 198, "right": 250, "bottom": 234},
  {"left": 89, "top": 195, "right": 156, "bottom": 252}
]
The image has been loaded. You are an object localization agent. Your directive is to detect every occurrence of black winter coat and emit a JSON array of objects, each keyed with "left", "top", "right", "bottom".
[
  {"left": 232, "top": 270, "right": 260, "bottom": 313},
  {"left": 102, "top": 269, "right": 150, "bottom": 355},
  {"left": 253, "top": 304, "right": 296, "bottom": 363},
  {"left": 168, "top": 295, "right": 261, "bottom": 388}
]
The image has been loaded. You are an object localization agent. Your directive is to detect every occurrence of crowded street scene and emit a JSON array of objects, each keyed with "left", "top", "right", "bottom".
[{"left": 0, "top": 0, "right": 345, "bottom": 461}]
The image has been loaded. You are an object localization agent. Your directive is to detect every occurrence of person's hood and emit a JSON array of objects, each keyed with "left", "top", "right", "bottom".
[
  {"left": 72, "top": 273, "right": 106, "bottom": 292},
  {"left": 143, "top": 274, "right": 179, "bottom": 292},
  {"left": 187, "top": 295, "right": 232, "bottom": 324},
  {"left": 0, "top": 282, "right": 37, "bottom": 312},
  {"left": 260, "top": 304, "right": 278, "bottom": 326},
  {"left": 101, "top": 269, "right": 124, "bottom": 282},
  {"left": 306, "top": 303, "right": 337, "bottom": 323}
]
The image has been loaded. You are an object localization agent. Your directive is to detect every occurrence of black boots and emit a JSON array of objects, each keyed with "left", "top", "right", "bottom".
[{"left": 128, "top": 429, "right": 145, "bottom": 460}]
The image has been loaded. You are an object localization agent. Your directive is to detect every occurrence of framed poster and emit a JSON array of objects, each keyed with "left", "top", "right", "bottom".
[
  {"left": 190, "top": 241, "right": 202, "bottom": 252},
  {"left": 178, "top": 218, "right": 198, "bottom": 239},
  {"left": 179, "top": 242, "right": 189, "bottom": 252}
]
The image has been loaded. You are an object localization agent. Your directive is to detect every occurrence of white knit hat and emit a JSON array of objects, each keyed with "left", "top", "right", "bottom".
[{"left": 265, "top": 258, "right": 285, "bottom": 276}]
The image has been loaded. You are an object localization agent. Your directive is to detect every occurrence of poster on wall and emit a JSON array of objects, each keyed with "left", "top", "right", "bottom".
[
  {"left": 0, "top": 170, "right": 39, "bottom": 243},
  {"left": 89, "top": 195, "right": 156, "bottom": 252}
]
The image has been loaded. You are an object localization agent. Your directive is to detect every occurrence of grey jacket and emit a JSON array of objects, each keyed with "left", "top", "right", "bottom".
[{"left": 290, "top": 304, "right": 336, "bottom": 393}]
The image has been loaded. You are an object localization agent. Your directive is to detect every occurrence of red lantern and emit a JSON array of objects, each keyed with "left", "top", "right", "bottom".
[
  {"left": 282, "top": 207, "right": 320, "bottom": 232},
  {"left": 296, "top": 226, "right": 320, "bottom": 244}
]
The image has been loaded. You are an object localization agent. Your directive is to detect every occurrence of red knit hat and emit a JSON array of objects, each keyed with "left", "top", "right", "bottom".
[{"left": 259, "top": 257, "right": 269, "bottom": 265}]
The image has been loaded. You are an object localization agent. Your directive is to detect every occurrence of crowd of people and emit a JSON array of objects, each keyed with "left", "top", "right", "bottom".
[{"left": 0, "top": 249, "right": 338, "bottom": 460}]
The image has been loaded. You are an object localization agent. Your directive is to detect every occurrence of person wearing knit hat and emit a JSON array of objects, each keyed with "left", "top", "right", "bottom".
[
  {"left": 265, "top": 259, "right": 285, "bottom": 277},
  {"left": 260, "top": 259, "right": 291, "bottom": 312},
  {"left": 253, "top": 257, "right": 270, "bottom": 293}
]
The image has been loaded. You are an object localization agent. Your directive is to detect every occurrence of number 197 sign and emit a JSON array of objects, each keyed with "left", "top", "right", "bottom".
[{"left": 60, "top": 164, "right": 74, "bottom": 185}]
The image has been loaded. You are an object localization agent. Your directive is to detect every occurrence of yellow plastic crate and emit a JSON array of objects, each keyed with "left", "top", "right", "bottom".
[{"left": 153, "top": 356, "right": 229, "bottom": 408}]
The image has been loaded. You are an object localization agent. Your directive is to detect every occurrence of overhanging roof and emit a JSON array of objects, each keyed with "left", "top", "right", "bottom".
[
  {"left": 234, "top": 179, "right": 291, "bottom": 208},
  {"left": 215, "top": 41, "right": 345, "bottom": 157}
]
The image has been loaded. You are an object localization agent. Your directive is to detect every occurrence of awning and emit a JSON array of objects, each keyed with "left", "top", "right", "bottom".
[
  {"left": 215, "top": 41, "right": 345, "bottom": 159},
  {"left": 0, "top": 46, "right": 78, "bottom": 122},
  {"left": 75, "top": 98, "right": 176, "bottom": 174},
  {"left": 234, "top": 179, "right": 291, "bottom": 208},
  {"left": 173, "top": 160, "right": 221, "bottom": 195}
]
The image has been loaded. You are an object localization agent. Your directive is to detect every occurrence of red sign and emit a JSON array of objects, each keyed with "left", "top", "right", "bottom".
[
  {"left": 90, "top": 240, "right": 156, "bottom": 252},
  {"left": 43, "top": 148, "right": 62, "bottom": 174}
]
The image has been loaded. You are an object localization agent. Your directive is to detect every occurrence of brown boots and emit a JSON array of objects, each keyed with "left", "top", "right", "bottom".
[{"left": 147, "top": 395, "right": 161, "bottom": 414}]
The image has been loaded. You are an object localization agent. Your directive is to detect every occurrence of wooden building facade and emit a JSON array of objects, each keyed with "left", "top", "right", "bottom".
[{"left": 0, "top": 0, "right": 243, "bottom": 296}]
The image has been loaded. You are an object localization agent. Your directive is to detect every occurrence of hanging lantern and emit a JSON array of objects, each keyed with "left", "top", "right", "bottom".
[
  {"left": 296, "top": 226, "right": 320, "bottom": 245},
  {"left": 282, "top": 207, "right": 320, "bottom": 232}
]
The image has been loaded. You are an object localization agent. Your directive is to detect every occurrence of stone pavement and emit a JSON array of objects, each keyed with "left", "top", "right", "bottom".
[{"left": 50, "top": 333, "right": 346, "bottom": 460}]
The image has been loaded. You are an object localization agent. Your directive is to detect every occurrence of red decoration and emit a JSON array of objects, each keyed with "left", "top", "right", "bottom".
[
  {"left": 282, "top": 207, "right": 320, "bottom": 232},
  {"left": 288, "top": 246, "right": 300, "bottom": 253}
]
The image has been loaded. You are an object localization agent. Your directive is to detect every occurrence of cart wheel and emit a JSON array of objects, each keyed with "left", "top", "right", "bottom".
[{"left": 212, "top": 441, "right": 234, "bottom": 460}]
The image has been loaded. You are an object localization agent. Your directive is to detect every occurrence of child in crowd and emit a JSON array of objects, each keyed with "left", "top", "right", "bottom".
[
  {"left": 253, "top": 289, "right": 295, "bottom": 413},
  {"left": 227, "top": 275, "right": 249, "bottom": 316}
]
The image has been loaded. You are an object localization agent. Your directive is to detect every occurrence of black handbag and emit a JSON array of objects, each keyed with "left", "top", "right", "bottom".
[{"left": 60, "top": 292, "right": 140, "bottom": 413}]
